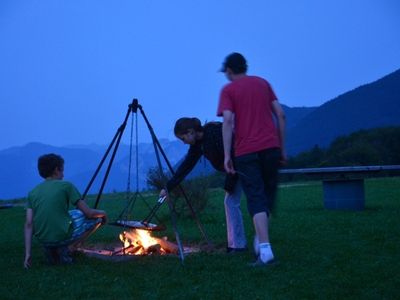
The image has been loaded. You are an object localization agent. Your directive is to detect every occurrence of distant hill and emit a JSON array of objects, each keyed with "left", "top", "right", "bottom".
[
  {"left": 286, "top": 69, "right": 400, "bottom": 155},
  {"left": 281, "top": 105, "right": 317, "bottom": 129}
]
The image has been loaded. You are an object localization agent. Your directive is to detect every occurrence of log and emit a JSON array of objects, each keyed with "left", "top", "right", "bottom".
[
  {"left": 152, "top": 236, "right": 178, "bottom": 254},
  {"left": 123, "top": 230, "right": 178, "bottom": 254},
  {"left": 147, "top": 244, "right": 162, "bottom": 254},
  {"left": 113, "top": 244, "right": 142, "bottom": 255}
]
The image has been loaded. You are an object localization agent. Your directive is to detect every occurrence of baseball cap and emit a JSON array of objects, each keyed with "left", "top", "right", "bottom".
[{"left": 220, "top": 52, "right": 247, "bottom": 72}]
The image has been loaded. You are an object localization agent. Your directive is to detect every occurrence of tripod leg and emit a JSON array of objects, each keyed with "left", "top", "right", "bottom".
[
  {"left": 165, "top": 196, "right": 185, "bottom": 264},
  {"left": 81, "top": 129, "right": 120, "bottom": 200},
  {"left": 93, "top": 127, "right": 125, "bottom": 209}
]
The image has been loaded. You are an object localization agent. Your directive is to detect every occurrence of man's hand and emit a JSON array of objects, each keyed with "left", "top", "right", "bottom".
[{"left": 224, "top": 157, "right": 236, "bottom": 174}]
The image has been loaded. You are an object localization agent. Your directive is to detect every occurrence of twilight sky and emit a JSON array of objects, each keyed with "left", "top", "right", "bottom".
[{"left": 1, "top": 0, "right": 399, "bottom": 150}]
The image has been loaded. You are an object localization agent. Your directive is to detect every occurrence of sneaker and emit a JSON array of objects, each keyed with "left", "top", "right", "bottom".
[
  {"left": 249, "top": 256, "right": 278, "bottom": 267},
  {"left": 226, "top": 247, "right": 248, "bottom": 254}
]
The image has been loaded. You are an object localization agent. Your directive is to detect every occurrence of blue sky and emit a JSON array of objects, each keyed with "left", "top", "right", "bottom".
[{"left": 1, "top": 0, "right": 399, "bottom": 150}]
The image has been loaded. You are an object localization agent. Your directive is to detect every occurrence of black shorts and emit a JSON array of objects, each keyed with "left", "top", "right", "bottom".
[{"left": 235, "top": 148, "right": 281, "bottom": 217}]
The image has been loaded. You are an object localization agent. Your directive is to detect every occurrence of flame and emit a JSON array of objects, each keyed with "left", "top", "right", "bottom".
[
  {"left": 119, "top": 229, "right": 161, "bottom": 255},
  {"left": 136, "top": 229, "right": 158, "bottom": 248},
  {"left": 119, "top": 233, "right": 130, "bottom": 248}
]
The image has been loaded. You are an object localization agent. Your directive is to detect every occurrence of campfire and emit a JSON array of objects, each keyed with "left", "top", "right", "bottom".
[
  {"left": 78, "top": 228, "right": 201, "bottom": 260},
  {"left": 116, "top": 229, "right": 178, "bottom": 255}
]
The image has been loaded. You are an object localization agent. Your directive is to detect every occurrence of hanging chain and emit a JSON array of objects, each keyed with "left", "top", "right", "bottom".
[
  {"left": 135, "top": 111, "right": 139, "bottom": 192},
  {"left": 126, "top": 109, "right": 134, "bottom": 198}
]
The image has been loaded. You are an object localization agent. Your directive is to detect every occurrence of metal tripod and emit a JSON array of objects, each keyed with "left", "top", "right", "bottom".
[{"left": 82, "top": 99, "right": 211, "bottom": 263}]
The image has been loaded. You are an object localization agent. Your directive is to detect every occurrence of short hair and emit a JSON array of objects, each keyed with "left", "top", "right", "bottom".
[
  {"left": 38, "top": 153, "right": 64, "bottom": 179},
  {"left": 174, "top": 117, "right": 203, "bottom": 137}
]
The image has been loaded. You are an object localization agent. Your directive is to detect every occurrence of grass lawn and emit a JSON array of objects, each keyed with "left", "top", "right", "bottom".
[{"left": 1, "top": 177, "right": 399, "bottom": 299}]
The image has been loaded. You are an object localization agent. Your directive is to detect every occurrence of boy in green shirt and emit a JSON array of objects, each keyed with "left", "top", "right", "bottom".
[{"left": 24, "top": 153, "right": 107, "bottom": 268}]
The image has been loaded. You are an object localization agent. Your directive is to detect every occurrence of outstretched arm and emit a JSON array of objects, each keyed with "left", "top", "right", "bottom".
[
  {"left": 24, "top": 208, "right": 33, "bottom": 268},
  {"left": 161, "top": 145, "right": 202, "bottom": 196},
  {"left": 76, "top": 200, "right": 107, "bottom": 224}
]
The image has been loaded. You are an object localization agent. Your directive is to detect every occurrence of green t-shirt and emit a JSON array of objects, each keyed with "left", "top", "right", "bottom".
[{"left": 27, "top": 179, "right": 81, "bottom": 244}]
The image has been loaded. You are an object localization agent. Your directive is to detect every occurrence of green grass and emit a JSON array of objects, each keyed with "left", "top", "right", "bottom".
[{"left": 1, "top": 178, "right": 399, "bottom": 299}]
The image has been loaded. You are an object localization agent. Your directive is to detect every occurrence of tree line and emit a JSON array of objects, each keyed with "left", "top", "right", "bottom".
[{"left": 287, "top": 126, "right": 400, "bottom": 168}]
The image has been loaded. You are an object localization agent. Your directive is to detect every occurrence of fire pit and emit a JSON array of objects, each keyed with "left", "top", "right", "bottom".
[{"left": 78, "top": 229, "right": 200, "bottom": 261}]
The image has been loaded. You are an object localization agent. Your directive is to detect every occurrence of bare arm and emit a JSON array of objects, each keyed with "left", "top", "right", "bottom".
[
  {"left": 271, "top": 100, "right": 287, "bottom": 164},
  {"left": 222, "top": 110, "right": 235, "bottom": 174},
  {"left": 76, "top": 200, "right": 107, "bottom": 224},
  {"left": 24, "top": 208, "right": 33, "bottom": 268}
]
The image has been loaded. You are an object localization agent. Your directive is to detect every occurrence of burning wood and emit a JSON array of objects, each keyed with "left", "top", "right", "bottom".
[
  {"left": 76, "top": 228, "right": 201, "bottom": 261},
  {"left": 118, "top": 229, "right": 178, "bottom": 255}
]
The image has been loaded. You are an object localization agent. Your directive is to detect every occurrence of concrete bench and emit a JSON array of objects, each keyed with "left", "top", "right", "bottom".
[{"left": 279, "top": 165, "right": 400, "bottom": 211}]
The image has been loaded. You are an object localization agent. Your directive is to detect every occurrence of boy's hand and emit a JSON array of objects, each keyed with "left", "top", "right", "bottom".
[
  {"left": 100, "top": 211, "right": 108, "bottom": 224},
  {"left": 24, "top": 255, "right": 32, "bottom": 269}
]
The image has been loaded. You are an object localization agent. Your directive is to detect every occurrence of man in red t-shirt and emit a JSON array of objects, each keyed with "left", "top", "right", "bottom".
[{"left": 217, "top": 52, "right": 286, "bottom": 266}]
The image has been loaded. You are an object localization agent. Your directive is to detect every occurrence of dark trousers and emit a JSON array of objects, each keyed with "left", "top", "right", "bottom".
[{"left": 235, "top": 148, "right": 281, "bottom": 217}]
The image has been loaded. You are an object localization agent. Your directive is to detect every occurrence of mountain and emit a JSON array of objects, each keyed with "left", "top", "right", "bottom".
[
  {"left": 286, "top": 69, "right": 400, "bottom": 155},
  {"left": 0, "top": 140, "right": 200, "bottom": 200},
  {"left": 281, "top": 105, "right": 317, "bottom": 129}
]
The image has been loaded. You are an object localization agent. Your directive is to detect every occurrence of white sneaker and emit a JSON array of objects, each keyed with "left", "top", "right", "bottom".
[{"left": 249, "top": 256, "right": 278, "bottom": 267}]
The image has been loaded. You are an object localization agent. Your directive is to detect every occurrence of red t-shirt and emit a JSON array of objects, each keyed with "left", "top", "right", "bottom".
[{"left": 217, "top": 75, "right": 280, "bottom": 157}]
